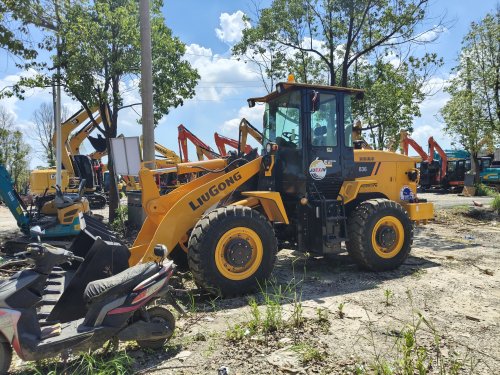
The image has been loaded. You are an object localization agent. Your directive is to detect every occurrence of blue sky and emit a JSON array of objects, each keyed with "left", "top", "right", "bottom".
[{"left": 0, "top": 0, "right": 497, "bottom": 167}]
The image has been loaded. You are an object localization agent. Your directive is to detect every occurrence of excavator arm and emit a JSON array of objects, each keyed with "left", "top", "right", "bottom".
[
  {"left": 400, "top": 131, "right": 429, "bottom": 161},
  {"left": 53, "top": 107, "right": 99, "bottom": 175},
  {"left": 428, "top": 136, "right": 447, "bottom": 179},
  {"left": 177, "top": 124, "right": 220, "bottom": 162},
  {"left": 239, "top": 118, "right": 263, "bottom": 154},
  {"left": 214, "top": 132, "right": 253, "bottom": 156},
  {"left": 0, "top": 164, "right": 30, "bottom": 232}
]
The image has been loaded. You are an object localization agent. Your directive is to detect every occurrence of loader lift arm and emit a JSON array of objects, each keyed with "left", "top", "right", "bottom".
[
  {"left": 214, "top": 132, "right": 253, "bottom": 156},
  {"left": 428, "top": 136, "right": 447, "bottom": 180},
  {"left": 177, "top": 124, "right": 220, "bottom": 162},
  {"left": 400, "top": 131, "right": 429, "bottom": 161}
]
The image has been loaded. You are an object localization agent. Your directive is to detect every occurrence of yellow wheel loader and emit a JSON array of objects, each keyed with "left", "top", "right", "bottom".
[{"left": 125, "top": 81, "right": 433, "bottom": 296}]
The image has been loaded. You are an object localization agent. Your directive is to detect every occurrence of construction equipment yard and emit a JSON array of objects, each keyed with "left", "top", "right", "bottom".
[{"left": 1, "top": 192, "right": 498, "bottom": 374}]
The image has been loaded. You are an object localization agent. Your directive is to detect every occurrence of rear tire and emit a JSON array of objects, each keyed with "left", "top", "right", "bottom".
[
  {"left": 188, "top": 206, "right": 277, "bottom": 297},
  {"left": 0, "top": 340, "right": 12, "bottom": 374},
  {"left": 346, "top": 199, "right": 413, "bottom": 271},
  {"left": 136, "top": 306, "right": 175, "bottom": 350}
]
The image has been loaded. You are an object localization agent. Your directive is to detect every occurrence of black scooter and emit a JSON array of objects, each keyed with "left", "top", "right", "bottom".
[{"left": 0, "top": 241, "right": 180, "bottom": 374}]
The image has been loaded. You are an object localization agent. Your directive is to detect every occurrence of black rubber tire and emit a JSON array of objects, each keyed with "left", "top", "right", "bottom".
[
  {"left": 168, "top": 244, "right": 189, "bottom": 271},
  {"left": 346, "top": 199, "right": 413, "bottom": 271},
  {"left": 0, "top": 340, "right": 12, "bottom": 374},
  {"left": 187, "top": 206, "right": 277, "bottom": 297},
  {"left": 136, "top": 306, "right": 176, "bottom": 350}
]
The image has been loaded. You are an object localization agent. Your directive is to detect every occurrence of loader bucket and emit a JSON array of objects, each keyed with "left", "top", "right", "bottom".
[{"left": 47, "top": 229, "right": 130, "bottom": 323}]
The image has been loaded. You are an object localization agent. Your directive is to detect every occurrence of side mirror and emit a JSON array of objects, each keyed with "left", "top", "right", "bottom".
[
  {"left": 30, "top": 226, "right": 44, "bottom": 242},
  {"left": 310, "top": 90, "right": 320, "bottom": 112},
  {"left": 154, "top": 244, "right": 167, "bottom": 259}
]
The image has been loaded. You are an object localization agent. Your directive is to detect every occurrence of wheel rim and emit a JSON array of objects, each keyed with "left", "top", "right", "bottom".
[
  {"left": 371, "top": 216, "right": 404, "bottom": 259},
  {"left": 215, "top": 227, "right": 263, "bottom": 281}
]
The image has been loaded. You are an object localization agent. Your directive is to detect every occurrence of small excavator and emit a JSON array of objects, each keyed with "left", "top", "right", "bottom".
[{"left": 30, "top": 108, "right": 107, "bottom": 209}]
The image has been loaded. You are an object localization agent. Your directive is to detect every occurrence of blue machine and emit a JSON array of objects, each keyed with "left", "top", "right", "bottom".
[{"left": 0, "top": 164, "right": 83, "bottom": 238}]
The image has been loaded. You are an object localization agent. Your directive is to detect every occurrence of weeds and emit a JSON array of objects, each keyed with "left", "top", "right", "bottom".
[
  {"left": 316, "top": 307, "right": 330, "bottom": 332},
  {"left": 292, "top": 343, "right": 326, "bottom": 364},
  {"left": 24, "top": 350, "right": 133, "bottom": 375},
  {"left": 492, "top": 194, "right": 500, "bottom": 214},
  {"left": 384, "top": 289, "right": 394, "bottom": 306},
  {"left": 337, "top": 302, "right": 346, "bottom": 318},
  {"left": 474, "top": 183, "right": 497, "bottom": 197},
  {"left": 111, "top": 205, "right": 128, "bottom": 237}
]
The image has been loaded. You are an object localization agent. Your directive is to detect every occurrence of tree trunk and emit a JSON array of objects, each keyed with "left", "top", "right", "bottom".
[
  {"left": 472, "top": 152, "right": 480, "bottom": 185},
  {"left": 107, "top": 136, "right": 119, "bottom": 223}
]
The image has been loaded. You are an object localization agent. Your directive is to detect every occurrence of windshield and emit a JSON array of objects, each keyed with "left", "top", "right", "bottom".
[{"left": 263, "top": 91, "right": 301, "bottom": 149}]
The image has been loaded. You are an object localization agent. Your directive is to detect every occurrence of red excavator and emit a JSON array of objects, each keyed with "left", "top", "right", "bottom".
[
  {"left": 400, "top": 131, "right": 440, "bottom": 189},
  {"left": 428, "top": 136, "right": 467, "bottom": 189},
  {"left": 214, "top": 132, "right": 253, "bottom": 156},
  {"left": 177, "top": 124, "right": 220, "bottom": 162}
]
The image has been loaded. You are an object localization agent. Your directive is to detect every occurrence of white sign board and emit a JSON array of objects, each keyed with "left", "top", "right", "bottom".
[{"left": 110, "top": 136, "right": 142, "bottom": 176}]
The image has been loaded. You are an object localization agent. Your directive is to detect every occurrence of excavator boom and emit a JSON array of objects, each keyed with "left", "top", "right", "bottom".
[
  {"left": 177, "top": 124, "right": 220, "bottom": 162},
  {"left": 428, "top": 136, "right": 448, "bottom": 179},
  {"left": 400, "top": 131, "right": 429, "bottom": 161},
  {"left": 239, "top": 118, "right": 263, "bottom": 154},
  {"left": 214, "top": 132, "right": 253, "bottom": 156}
]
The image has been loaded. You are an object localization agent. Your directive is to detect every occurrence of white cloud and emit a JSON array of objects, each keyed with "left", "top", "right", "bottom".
[
  {"left": 184, "top": 43, "right": 262, "bottom": 102},
  {"left": 215, "top": 11, "right": 249, "bottom": 44},
  {"left": 220, "top": 104, "right": 265, "bottom": 147},
  {"left": 415, "top": 25, "right": 448, "bottom": 43}
]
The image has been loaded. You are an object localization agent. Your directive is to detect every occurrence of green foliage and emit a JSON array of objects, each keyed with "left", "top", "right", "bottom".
[
  {"left": 292, "top": 343, "right": 326, "bottom": 364},
  {"left": 23, "top": 350, "right": 132, "bottom": 375},
  {"left": 384, "top": 289, "right": 394, "bottom": 306},
  {"left": 2, "top": 0, "right": 199, "bottom": 220},
  {"left": 111, "top": 205, "right": 128, "bottom": 237},
  {"left": 441, "top": 9, "right": 500, "bottom": 181},
  {"left": 337, "top": 302, "right": 346, "bottom": 318},
  {"left": 0, "top": 105, "right": 31, "bottom": 192},
  {"left": 474, "top": 183, "right": 497, "bottom": 197},
  {"left": 491, "top": 194, "right": 500, "bottom": 214}
]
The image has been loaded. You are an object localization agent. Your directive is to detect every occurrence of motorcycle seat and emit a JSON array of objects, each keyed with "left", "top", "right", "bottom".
[{"left": 83, "top": 262, "right": 159, "bottom": 303}]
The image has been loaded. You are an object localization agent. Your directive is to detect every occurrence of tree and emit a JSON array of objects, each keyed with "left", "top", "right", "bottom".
[
  {"left": 0, "top": 105, "right": 31, "bottom": 191},
  {"left": 355, "top": 53, "right": 441, "bottom": 149},
  {"left": 30, "top": 102, "right": 68, "bottom": 167},
  {"left": 441, "top": 9, "right": 500, "bottom": 183},
  {"left": 4, "top": 0, "right": 199, "bottom": 220},
  {"left": 234, "top": 0, "right": 445, "bottom": 87}
]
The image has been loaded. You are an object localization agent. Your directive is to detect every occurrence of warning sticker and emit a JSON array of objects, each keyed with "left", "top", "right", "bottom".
[{"left": 309, "top": 158, "right": 327, "bottom": 180}]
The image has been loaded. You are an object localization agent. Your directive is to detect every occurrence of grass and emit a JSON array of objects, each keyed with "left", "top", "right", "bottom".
[
  {"left": 492, "top": 194, "right": 500, "bottom": 214},
  {"left": 384, "top": 289, "right": 394, "bottom": 306},
  {"left": 22, "top": 349, "right": 133, "bottom": 375},
  {"left": 354, "top": 292, "right": 481, "bottom": 375},
  {"left": 291, "top": 343, "right": 326, "bottom": 364}
]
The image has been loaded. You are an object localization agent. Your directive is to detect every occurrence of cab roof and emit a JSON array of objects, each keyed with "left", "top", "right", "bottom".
[{"left": 247, "top": 82, "right": 364, "bottom": 108}]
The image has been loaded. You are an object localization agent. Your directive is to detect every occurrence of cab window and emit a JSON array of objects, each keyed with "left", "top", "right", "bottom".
[
  {"left": 344, "top": 95, "right": 354, "bottom": 147},
  {"left": 311, "top": 93, "right": 337, "bottom": 147},
  {"left": 263, "top": 91, "right": 301, "bottom": 148}
]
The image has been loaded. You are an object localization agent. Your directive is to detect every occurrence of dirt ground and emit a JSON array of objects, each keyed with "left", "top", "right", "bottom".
[{"left": 1, "top": 192, "right": 499, "bottom": 374}]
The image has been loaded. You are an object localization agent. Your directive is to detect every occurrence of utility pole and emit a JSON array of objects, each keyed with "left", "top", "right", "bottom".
[
  {"left": 139, "top": 0, "right": 155, "bottom": 168},
  {"left": 54, "top": 0, "right": 62, "bottom": 186}
]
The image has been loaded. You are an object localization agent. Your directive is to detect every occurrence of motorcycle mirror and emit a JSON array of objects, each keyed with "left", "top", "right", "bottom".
[
  {"left": 154, "top": 244, "right": 167, "bottom": 259},
  {"left": 30, "top": 226, "right": 44, "bottom": 242}
]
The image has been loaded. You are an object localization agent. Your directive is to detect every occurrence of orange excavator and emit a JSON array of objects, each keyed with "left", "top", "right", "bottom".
[
  {"left": 214, "top": 132, "right": 253, "bottom": 156},
  {"left": 428, "top": 136, "right": 467, "bottom": 189},
  {"left": 177, "top": 124, "right": 220, "bottom": 162},
  {"left": 400, "top": 131, "right": 440, "bottom": 190}
]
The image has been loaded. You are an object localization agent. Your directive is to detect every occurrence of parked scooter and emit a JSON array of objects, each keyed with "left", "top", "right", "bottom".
[{"left": 0, "top": 237, "right": 179, "bottom": 374}]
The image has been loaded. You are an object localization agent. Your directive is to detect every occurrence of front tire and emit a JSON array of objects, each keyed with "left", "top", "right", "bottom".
[
  {"left": 0, "top": 340, "right": 12, "bottom": 374},
  {"left": 346, "top": 199, "right": 413, "bottom": 271},
  {"left": 136, "top": 306, "right": 176, "bottom": 350},
  {"left": 188, "top": 206, "right": 277, "bottom": 297}
]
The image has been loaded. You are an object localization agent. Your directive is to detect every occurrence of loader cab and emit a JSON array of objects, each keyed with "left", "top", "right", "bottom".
[{"left": 253, "top": 82, "right": 361, "bottom": 200}]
